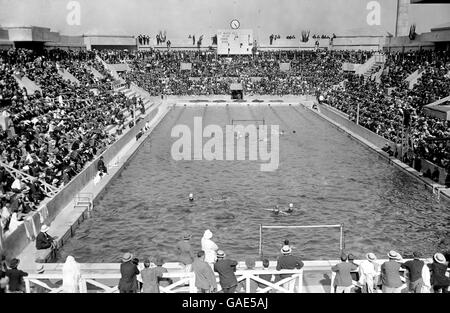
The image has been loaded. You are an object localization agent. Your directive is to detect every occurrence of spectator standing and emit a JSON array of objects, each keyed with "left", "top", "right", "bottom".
[
  {"left": 175, "top": 232, "right": 195, "bottom": 272},
  {"left": 331, "top": 253, "right": 357, "bottom": 293},
  {"left": 358, "top": 252, "right": 380, "bottom": 293},
  {"left": 118, "top": 252, "right": 139, "bottom": 293},
  {"left": 201, "top": 229, "right": 218, "bottom": 267},
  {"left": 276, "top": 245, "right": 304, "bottom": 292},
  {"left": 5, "top": 258, "right": 28, "bottom": 293},
  {"left": 191, "top": 250, "right": 217, "bottom": 293},
  {"left": 401, "top": 251, "right": 425, "bottom": 293},
  {"left": 153, "top": 256, "right": 172, "bottom": 291},
  {"left": 347, "top": 253, "right": 360, "bottom": 287},
  {"left": 62, "top": 255, "right": 81, "bottom": 293},
  {"left": 141, "top": 258, "right": 163, "bottom": 293},
  {"left": 381, "top": 250, "right": 404, "bottom": 293},
  {"left": 429, "top": 253, "right": 450, "bottom": 293},
  {"left": 214, "top": 250, "right": 238, "bottom": 293}
]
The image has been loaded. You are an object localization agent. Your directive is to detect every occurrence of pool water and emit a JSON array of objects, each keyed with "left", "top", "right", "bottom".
[{"left": 56, "top": 105, "right": 450, "bottom": 263}]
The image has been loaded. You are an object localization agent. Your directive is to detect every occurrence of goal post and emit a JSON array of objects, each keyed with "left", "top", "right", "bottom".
[{"left": 258, "top": 224, "right": 345, "bottom": 257}]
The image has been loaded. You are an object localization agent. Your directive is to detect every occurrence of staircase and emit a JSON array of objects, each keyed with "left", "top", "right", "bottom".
[
  {"left": 87, "top": 66, "right": 104, "bottom": 80},
  {"left": 356, "top": 53, "right": 386, "bottom": 81},
  {"left": 405, "top": 69, "right": 425, "bottom": 90},
  {"left": 13, "top": 74, "right": 42, "bottom": 95},
  {"left": 105, "top": 84, "right": 153, "bottom": 135},
  {"left": 95, "top": 55, "right": 124, "bottom": 82},
  {"left": 58, "top": 68, "right": 80, "bottom": 86}
]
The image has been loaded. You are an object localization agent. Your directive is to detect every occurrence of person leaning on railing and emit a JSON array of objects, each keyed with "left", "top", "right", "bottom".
[
  {"left": 381, "top": 251, "right": 404, "bottom": 293},
  {"left": 191, "top": 250, "right": 217, "bottom": 293},
  {"left": 331, "top": 253, "right": 358, "bottom": 293},
  {"left": 276, "top": 245, "right": 304, "bottom": 293}
]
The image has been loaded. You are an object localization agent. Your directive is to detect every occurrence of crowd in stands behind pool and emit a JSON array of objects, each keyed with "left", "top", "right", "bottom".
[
  {"left": 122, "top": 49, "right": 373, "bottom": 96},
  {"left": 324, "top": 49, "right": 450, "bottom": 180}
]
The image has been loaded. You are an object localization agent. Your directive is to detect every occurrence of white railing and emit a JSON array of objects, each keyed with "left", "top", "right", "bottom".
[
  {"left": 24, "top": 268, "right": 303, "bottom": 293},
  {"left": 21, "top": 259, "right": 449, "bottom": 293},
  {"left": 0, "top": 161, "right": 59, "bottom": 197}
]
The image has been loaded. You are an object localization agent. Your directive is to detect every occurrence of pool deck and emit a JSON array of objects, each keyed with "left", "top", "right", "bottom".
[
  {"left": 16, "top": 101, "right": 171, "bottom": 271},
  {"left": 14, "top": 97, "right": 449, "bottom": 273}
]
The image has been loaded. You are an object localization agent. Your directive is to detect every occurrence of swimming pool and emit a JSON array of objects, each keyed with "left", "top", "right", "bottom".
[{"left": 56, "top": 104, "right": 449, "bottom": 263}]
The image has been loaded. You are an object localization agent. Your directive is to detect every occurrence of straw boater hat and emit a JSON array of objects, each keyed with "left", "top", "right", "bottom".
[
  {"left": 217, "top": 250, "right": 226, "bottom": 259},
  {"left": 387, "top": 250, "right": 401, "bottom": 260},
  {"left": 281, "top": 245, "right": 292, "bottom": 255},
  {"left": 40, "top": 225, "right": 50, "bottom": 233},
  {"left": 122, "top": 252, "right": 133, "bottom": 262},
  {"left": 433, "top": 253, "right": 446, "bottom": 264},
  {"left": 366, "top": 253, "right": 377, "bottom": 261}
]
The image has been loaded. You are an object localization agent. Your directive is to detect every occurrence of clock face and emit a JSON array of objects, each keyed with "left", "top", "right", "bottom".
[{"left": 230, "top": 19, "right": 240, "bottom": 29}]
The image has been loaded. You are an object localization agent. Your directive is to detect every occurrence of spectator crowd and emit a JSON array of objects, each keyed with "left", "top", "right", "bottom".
[
  {"left": 324, "top": 50, "right": 450, "bottom": 179},
  {"left": 1, "top": 48, "right": 146, "bottom": 234},
  {"left": 1, "top": 228, "right": 448, "bottom": 293}
]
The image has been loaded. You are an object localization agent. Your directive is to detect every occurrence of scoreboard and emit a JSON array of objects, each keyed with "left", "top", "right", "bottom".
[{"left": 217, "top": 29, "right": 254, "bottom": 55}]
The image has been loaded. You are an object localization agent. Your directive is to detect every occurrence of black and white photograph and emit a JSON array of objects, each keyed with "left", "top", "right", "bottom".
[{"left": 0, "top": 0, "right": 449, "bottom": 305}]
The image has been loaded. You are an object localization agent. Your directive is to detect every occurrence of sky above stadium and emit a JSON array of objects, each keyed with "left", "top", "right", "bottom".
[{"left": 0, "top": 0, "right": 449, "bottom": 38}]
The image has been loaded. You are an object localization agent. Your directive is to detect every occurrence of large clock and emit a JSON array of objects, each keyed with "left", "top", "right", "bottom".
[{"left": 230, "top": 19, "right": 240, "bottom": 30}]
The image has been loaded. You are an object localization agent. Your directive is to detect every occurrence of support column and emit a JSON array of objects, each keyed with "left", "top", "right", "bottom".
[{"left": 396, "top": 0, "right": 410, "bottom": 37}]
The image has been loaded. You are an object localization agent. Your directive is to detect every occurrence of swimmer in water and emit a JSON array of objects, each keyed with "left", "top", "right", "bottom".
[
  {"left": 189, "top": 193, "right": 194, "bottom": 201},
  {"left": 265, "top": 205, "right": 289, "bottom": 216},
  {"left": 285, "top": 203, "right": 294, "bottom": 214}
]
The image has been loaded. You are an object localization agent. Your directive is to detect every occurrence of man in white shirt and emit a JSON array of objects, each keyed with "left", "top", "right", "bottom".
[{"left": 358, "top": 252, "right": 380, "bottom": 293}]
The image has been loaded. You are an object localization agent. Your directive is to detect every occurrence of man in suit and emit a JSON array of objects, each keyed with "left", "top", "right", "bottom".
[
  {"left": 118, "top": 252, "right": 140, "bottom": 293},
  {"left": 5, "top": 258, "right": 28, "bottom": 293},
  {"left": 276, "top": 245, "right": 304, "bottom": 292},
  {"left": 381, "top": 250, "right": 404, "bottom": 293},
  {"left": 214, "top": 250, "right": 238, "bottom": 293},
  {"left": 191, "top": 251, "right": 217, "bottom": 293},
  {"left": 35, "top": 224, "right": 57, "bottom": 263},
  {"left": 332, "top": 253, "right": 358, "bottom": 293}
]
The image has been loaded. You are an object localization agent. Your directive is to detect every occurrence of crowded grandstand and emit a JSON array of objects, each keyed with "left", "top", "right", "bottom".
[{"left": 0, "top": 0, "right": 449, "bottom": 295}]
